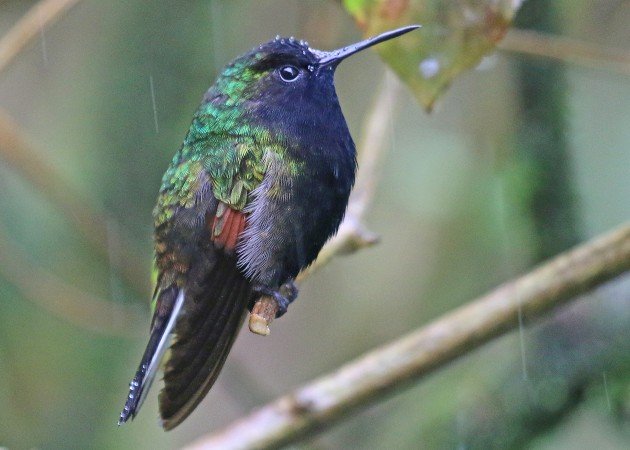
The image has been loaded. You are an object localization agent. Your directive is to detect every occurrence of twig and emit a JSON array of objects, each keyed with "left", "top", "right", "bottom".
[
  {"left": 0, "top": 108, "right": 150, "bottom": 294},
  {"left": 0, "top": 0, "right": 83, "bottom": 74},
  {"left": 187, "top": 223, "right": 630, "bottom": 450},
  {"left": 248, "top": 71, "right": 401, "bottom": 334},
  {"left": 0, "top": 1, "right": 149, "bottom": 297},
  {"left": 0, "top": 221, "right": 145, "bottom": 338},
  {"left": 499, "top": 29, "right": 630, "bottom": 77}
]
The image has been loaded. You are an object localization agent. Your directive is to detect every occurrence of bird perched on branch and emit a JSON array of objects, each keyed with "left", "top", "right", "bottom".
[{"left": 119, "top": 25, "right": 420, "bottom": 430}]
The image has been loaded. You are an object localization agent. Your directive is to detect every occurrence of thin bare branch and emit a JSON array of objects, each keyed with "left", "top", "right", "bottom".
[
  {"left": 248, "top": 71, "right": 400, "bottom": 334},
  {"left": 0, "top": 108, "right": 150, "bottom": 294},
  {"left": 499, "top": 29, "right": 630, "bottom": 76},
  {"left": 0, "top": 1, "right": 149, "bottom": 300},
  {"left": 188, "top": 223, "right": 630, "bottom": 450},
  {"left": 0, "top": 0, "right": 83, "bottom": 74},
  {"left": 0, "top": 221, "right": 145, "bottom": 338}
]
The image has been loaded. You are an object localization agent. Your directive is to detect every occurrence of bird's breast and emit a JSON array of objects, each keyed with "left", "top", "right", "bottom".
[{"left": 236, "top": 145, "right": 355, "bottom": 286}]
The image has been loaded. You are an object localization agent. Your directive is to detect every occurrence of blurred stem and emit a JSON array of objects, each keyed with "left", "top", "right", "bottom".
[
  {"left": 500, "top": 29, "right": 630, "bottom": 77},
  {"left": 0, "top": 0, "right": 151, "bottom": 333},
  {"left": 0, "top": 108, "right": 150, "bottom": 295},
  {"left": 511, "top": 0, "right": 579, "bottom": 261},
  {"left": 460, "top": 2, "right": 603, "bottom": 448},
  {"left": 0, "top": 0, "right": 150, "bottom": 297},
  {"left": 0, "top": 0, "right": 83, "bottom": 74},
  {"left": 0, "top": 221, "right": 145, "bottom": 338},
  {"left": 186, "top": 223, "right": 630, "bottom": 450},
  {"left": 428, "top": 4, "right": 628, "bottom": 448}
]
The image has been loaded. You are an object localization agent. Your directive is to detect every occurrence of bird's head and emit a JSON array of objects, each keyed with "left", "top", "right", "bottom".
[
  {"left": 208, "top": 25, "right": 420, "bottom": 113},
  {"left": 199, "top": 25, "right": 419, "bottom": 149}
]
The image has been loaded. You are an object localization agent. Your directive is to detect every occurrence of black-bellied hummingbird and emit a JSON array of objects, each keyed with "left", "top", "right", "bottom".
[{"left": 119, "top": 25, "right": 420, "bottom": 430}]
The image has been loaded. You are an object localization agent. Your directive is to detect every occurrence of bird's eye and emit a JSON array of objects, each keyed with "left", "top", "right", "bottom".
[{"left": 278, "top": 65, "right": 300, "bottom": 82}]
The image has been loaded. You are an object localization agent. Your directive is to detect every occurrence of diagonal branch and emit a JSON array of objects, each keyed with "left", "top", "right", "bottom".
[
  {"left": 499, "top": 29, "right": 630, "bottom": 77},
  {"left": 186, "top": 223, "right": 630, "bottom": 450},
  {"left": 0, "top": 1, "right": 150, "bottom": 300},
  {"left": 0, "top": 0, "right": 83, "bottom": 75},
  {"left": 0, "top": 220, "right": 145, "bottom": 338},
  {"left": 0, "top": 108, "right": 150, "bottom": 294}
]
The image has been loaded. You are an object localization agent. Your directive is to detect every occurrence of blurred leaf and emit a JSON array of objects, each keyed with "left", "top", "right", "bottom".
[{"left": 342, "top": 0, "right": 524, "bottom": 110}]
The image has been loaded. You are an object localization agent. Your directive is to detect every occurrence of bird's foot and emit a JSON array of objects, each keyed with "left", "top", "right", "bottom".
[
  {"left": 253, "top": 280, "right": 298, "bottom": 318},
  {"left": 280, "top": 280, "right": 298, "bottom": 304}
]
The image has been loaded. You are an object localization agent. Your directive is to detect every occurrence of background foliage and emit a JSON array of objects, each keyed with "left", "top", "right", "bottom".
[{"left": 0, "top": 1, "right": 628, "bottom": 449}]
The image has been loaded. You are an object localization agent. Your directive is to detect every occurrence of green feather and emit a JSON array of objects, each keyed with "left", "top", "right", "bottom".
[{"left": 153, "top": 50, "right": 302, "bottom": 229}]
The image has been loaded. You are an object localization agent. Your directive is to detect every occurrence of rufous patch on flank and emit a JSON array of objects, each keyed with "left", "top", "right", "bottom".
[{"left": 210, "top": 202, "right": 247, "bottom": 252}]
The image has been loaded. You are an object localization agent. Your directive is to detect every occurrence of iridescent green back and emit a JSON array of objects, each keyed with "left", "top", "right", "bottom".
[{"left": 153, "top": 52, "right": 296, "bottom": 228}]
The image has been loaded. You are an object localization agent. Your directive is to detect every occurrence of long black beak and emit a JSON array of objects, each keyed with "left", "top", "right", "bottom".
[{"left": 316, "top": 25, "right": 420, "bottom": 67}]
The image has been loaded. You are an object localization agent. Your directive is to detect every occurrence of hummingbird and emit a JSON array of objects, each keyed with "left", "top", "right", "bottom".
[{"left": 119, "top": 25, "right": 420, "bottom": 430}]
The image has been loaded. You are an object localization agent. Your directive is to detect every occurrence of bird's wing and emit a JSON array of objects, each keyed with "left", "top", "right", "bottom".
[{"left": 119, "top": 133, "right": 267, "bottom": 429}]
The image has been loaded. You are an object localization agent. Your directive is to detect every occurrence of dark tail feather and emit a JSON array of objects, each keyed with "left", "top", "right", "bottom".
[
  {"left": 159, "top": 257, "right": 251, "bottom": 430},
  {"left": 118, "top": 286, "right": 185, "bottom": 425}
]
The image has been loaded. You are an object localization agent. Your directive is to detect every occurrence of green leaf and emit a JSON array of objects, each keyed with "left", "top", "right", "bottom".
[{"left": 342, "top": 0, "right": 524, "bottom": 111}]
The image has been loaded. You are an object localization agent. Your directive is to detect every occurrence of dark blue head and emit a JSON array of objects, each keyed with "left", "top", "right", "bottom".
[{"left": 208, "top": 26, "right": 420, "bottom": 143}]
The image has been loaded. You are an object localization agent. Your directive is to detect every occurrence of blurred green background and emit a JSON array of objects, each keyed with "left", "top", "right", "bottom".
[{"left": 0, "top": 0, "right": 628, "bottom": 449}]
